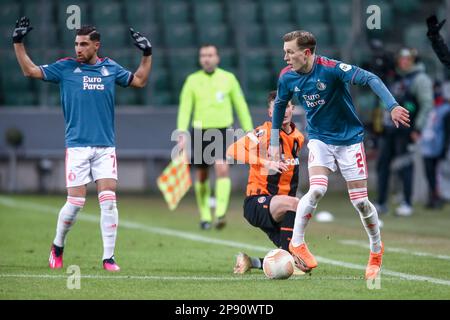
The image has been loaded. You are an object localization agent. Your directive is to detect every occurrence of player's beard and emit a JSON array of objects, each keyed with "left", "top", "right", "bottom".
[{"left": 77, "top": 51, "right": 96, "bottom": 64}]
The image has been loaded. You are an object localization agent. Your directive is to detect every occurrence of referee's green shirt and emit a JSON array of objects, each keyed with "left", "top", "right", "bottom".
[{"left": 177, "top": 68, "right": 253, "bottom": 132}]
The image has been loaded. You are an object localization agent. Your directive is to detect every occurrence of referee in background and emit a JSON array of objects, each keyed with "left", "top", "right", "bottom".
[{"left": 177, "top": 44, "right": 253, "bottom": 230}]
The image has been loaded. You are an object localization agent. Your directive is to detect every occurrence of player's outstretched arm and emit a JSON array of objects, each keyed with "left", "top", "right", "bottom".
[
  {"left": 226, "top": 135, "right": 256, "bottom": 165},
  {"left": 350, "top": 67, "right": 411, "bottom": 128},
  {"left": 12, "top": 16, "right": 43, "bottom": 79},
  {"left": 129, "top": 27, "right": 152, "bottom": 88},
  {"left": 369, "top": 77, "right": 410, "bottom": 128},
  {"left": 227, "top": 132, "right": 288, "bottom": 172}
]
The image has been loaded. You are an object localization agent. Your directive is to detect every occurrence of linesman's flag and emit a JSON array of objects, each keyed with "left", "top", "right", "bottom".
[{"left": 157, "top": 155, "right": 192, "bottom": 210}]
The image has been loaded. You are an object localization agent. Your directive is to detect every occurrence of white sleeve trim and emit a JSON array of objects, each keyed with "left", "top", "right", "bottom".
[
  {"left": 39, "top": 66, "right": 48, "bottom": 80},
  {"left": 126, "top": 71, "right": 132, "bottom": 86}
]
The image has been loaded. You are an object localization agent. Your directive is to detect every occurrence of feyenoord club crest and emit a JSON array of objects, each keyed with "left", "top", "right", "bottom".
[
  {"left": 316, "top": 80, "right": 326, "bottom": 91},
  {"left": 101, "top": 66, "right": 110, "bottom": 76},
  {"left": 68, "top": 172, "right": 76, "bottom": 181}
]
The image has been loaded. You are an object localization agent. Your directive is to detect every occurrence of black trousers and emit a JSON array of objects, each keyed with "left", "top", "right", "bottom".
[
  {"left": 376, "top": 127, "right": 414, "bottom": 206},
  {"left": 424, "top": 157, "right": 440, "bottom": 197}
]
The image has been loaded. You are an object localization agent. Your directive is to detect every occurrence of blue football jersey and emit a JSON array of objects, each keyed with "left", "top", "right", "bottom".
[
  {"left": 39, "top": 57, "right": 133, "bottom": 147},
  {"left": 272, "top": 55, "right": 398, "bottom": 146}
]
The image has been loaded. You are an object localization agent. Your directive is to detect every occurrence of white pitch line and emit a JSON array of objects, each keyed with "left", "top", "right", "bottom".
[
  {"left": 2, "top": 196, "right": 450, "bottom": 287},
  {"left": 0, "top": 274, "right": 410, "bottom": 282},
  {"left": 316, "top": 256, "right": 450, "bottom": 287},
  {"left": 0, "top": 273, "right": 274, "bottom": 282},
  {"left": 340, "top": 240, "right": 450, "bottom": 261}
]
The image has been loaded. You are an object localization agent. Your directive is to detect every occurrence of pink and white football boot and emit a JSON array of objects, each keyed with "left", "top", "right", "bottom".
[
  {"left": 103, "top": 256, "right": 120, "bottom": 272},
  {"left": 49, "top": 244, "right": 64, "bottom": 269}
]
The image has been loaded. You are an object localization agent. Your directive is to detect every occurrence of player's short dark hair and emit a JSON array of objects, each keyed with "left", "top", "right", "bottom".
[
  {"left": 283, "top": 30, "right": 316, "bottom": 54},
  {"left": 267, "top": 90, "right": 294, "bottom": 109},
  {"left": 76, "top": 25, "right": 101, "bottom": 42},
  {"left": 267, "top": 90, "right": 277, "bottom": 107},
  {"left": 199, "top": 44, "right": 219, "bottom": 54}
]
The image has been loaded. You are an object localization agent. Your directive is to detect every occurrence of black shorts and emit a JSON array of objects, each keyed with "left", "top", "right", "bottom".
[
  {"left": 243, "top": 195, "right": 281, "bottom": 247},
  {"left": 190, "top": 128, "right": 229, "bottom": 169}
]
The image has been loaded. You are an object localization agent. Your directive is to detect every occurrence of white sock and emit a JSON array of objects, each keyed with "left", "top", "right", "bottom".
[
  {"left": 99, "top": 191, "right": 119, "bottom": 260},
  {"left": 348, "top": 188, "right": 382, "bottom": 253},
  {"left": 53, "top": 196, "right": 85, "bottom": 247},
  {"left": 291, "top": 175, "right": 328, "bottom": 246}
]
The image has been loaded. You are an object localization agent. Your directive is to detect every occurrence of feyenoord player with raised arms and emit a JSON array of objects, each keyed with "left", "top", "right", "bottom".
[
  {"left": 13, "top": 17, "right": 153, "bottom": 271},
  {"left": 270, "top": 31, "right": 410, "bottom": 279}
]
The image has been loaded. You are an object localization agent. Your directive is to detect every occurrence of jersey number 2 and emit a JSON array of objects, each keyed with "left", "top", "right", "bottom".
[{"left": 356, "top": 152, "right": 364, "bottom": 168}]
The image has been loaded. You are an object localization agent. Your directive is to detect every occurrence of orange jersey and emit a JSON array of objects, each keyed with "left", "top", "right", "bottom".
[{"left": 227, "top": 121, "right": 304, "bottom": 196}]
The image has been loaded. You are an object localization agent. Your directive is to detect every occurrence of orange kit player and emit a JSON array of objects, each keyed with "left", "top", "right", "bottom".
[{"left": 227, "top": 91, "right": 305, "bottom": 274}]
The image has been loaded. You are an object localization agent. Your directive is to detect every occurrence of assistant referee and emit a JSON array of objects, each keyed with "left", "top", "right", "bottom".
[{"left": 177, "top": 44, "right": 253, "bottom": 230}]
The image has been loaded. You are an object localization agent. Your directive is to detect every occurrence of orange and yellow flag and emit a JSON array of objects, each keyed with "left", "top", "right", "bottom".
[{"left": 157, "top": 155, "right": 192, "bottom": 210}]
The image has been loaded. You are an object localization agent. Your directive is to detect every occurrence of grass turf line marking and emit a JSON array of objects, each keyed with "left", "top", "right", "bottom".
[
  {"left": 339, "top": 240, "right": 450, "bottom": 261},
  {"left": 0, "top": 274, "right": 294, "bottom": 281},
  {"left": 0, "top": 274, "right": 411, "bottom": 282},
  {"left": 2, "top": 196, "right": 450, "bottom": 287}
]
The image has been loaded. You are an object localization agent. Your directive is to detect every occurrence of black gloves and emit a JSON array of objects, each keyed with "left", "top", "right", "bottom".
[
  {"left": 129, "top": 27, "right": 152, "bottom": 56},
  {"left": 426, "top": 15, "right": 446, "bottom": 39},
  {"left": 13, "top": 16, "right": 33, "bottom": 43}
]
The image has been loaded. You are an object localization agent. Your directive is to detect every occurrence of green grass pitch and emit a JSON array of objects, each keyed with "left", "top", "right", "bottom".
[{"left": 1, "top": 193, "right": 450, "bottom": 299}]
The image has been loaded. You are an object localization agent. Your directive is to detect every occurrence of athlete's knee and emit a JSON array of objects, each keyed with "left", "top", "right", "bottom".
[
  {"left": 98, "top": 190, "right": 117, "bottom": 211},
  {"left": 353, "top": 198, "right": 372, "bottom": 215},
  {"left": 282, "top": 197, "right": 299, "bottom": 214},
  {"left": 96, "top": 178, "right": 117, "bottom": 192},
  {"left": 270, "top": 196, "right": 298, "bottom": 222},
  {"left": 67, "top": 185, "right": 87, "bottom": 198},
  {"left": 64, "top": 196, "right": 85, "bottom": 224},
  {"left": 348, "top": 188, "right": 373, "bottom": 216},
  {"left": 60, "top": 196, "right": 85, "bottom": 228},
  {"left": 308, "top": 186, "right": 327, "bottom": 202},
  {"left": 307, "top": 175, "right": 328, "bottom": 203}
]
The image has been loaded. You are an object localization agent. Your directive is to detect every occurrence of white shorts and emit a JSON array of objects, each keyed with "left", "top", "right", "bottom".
[
  {"left": 65, "top": 147, "right": 118, "bottom": 188},
  {"left": 307, "top": 139, "right": 368, "bottom": 182}
]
